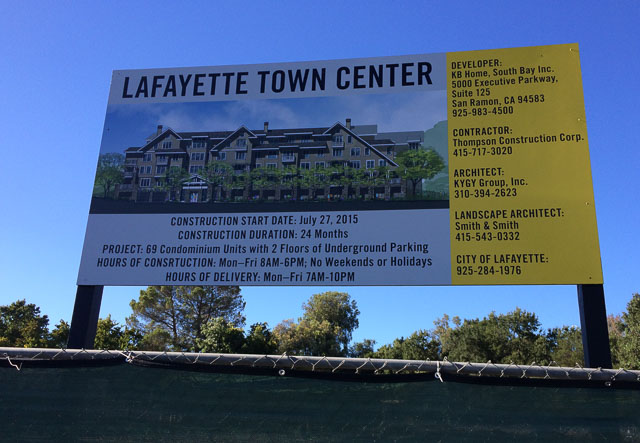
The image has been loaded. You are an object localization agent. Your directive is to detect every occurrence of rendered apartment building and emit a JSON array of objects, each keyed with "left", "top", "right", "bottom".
[{"left": 117, "top": 119, "right": 424, "bottom": 203}]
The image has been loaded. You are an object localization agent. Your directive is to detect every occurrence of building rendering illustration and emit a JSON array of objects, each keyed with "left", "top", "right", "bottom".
[{"left": 116, "top": 119, "right": 427, "bottom": 203}]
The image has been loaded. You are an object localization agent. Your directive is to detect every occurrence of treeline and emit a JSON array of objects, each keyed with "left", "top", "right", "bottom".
[{"left": 1, "top": 288, "right": 638, "bottom": 369}]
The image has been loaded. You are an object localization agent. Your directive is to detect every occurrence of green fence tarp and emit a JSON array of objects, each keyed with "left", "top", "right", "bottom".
[{"left": 2, "top": 365, "right": 639, "bottom": 441}]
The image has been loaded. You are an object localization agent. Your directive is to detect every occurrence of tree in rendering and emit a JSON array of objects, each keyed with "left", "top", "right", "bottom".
[
  {"left": 250, "top": 167, "right": 269, "bottom": 200},
  {"left": 395, "top": 148, "right": 445, "bottom": 197},
  {"left": 339, "top": 165, "right": 356, "bottom": 199},
  {"left": 298, "top": 167, "right": 324, "bottom": 200},
  {"left": 279, "top": 165, "right": 299, "bottom": 199},
  {"left": 250, "top": 167, "right": 280, "bottom": 200},
  {"left": 325, "top": 164, "right": 354, "bottom": 199},
  {"left": 374, "top": 164, "right": 393, "bottom": 200},
  {"left": 161, "top": 166, "right": 190, "bottom": 201},
  {"left": 204, "top": 160, "right": 233, "bottom": 201},
  {"left": 93, "top": 152, "right": 125, "bottom": 198},
  {"left": 350, "top": 167, "right": 368, "bottom": 199}
]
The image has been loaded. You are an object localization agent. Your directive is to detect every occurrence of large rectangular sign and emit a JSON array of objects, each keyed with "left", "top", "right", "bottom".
[{"left": 78, "top": 44, "right": 602, "bottom": 286}]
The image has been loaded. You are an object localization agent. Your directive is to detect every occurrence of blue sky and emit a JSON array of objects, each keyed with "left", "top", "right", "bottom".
[{"left": 1, "top": 1, "right": 639, "bottom": 347}]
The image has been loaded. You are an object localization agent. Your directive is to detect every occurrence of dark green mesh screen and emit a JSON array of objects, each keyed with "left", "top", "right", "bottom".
[{"left": 2, "top": 365, "right": 639, "bottom": 441}]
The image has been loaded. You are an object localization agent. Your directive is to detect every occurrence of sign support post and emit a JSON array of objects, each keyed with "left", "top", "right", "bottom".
[
  {"left": 68, "top": 285, "right": 104, "bottom": 349},
  {"left": 577, "top": 284, "right": 612, "bottom": 368}
]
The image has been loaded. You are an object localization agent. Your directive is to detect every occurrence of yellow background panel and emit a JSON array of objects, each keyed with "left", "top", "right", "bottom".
[{"left": 447, "top": 44, "right": 602, "bottom": 285}]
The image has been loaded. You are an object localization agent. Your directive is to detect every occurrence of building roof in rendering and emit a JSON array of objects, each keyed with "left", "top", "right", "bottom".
[{"left": 127, "top": 120, "right": 431, "bottom": 168}]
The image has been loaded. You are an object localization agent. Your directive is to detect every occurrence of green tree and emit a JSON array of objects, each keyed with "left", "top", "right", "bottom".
[
  {"left": 195, "top": 317, "right": 245, "bottom": 353},
  {"left": 547, "top": 326, "right": 584, "bottom": 367},
  {"left": 399, "top": 329, "right": 440, "bottom": 360},
  {"left": 242, "top": 322, "right": 278, "bottom": 354},
  {"left": 274, "top": 292, "right": 360, "bottom": 356},
  {"left": 613, "top": 293, "right": 640, "bottom": 369},
  {"left": 0, "top": 300, "right": 50, "bottom": 347},
  {"left": 395, "top": 148, "right": 445, "bottom": 197},
  {"left": 118, "top": 322, "right": 145, "bottom": 350},
  {"left": 302, "top": 291, "right": 359, "bottom": 352},
  {"left": 126, "top": 315, "right": 172, "bottom": 351},
  {"left": 129, "top": 286, "right": 245, "bottom": 351},
  {"left": 444, "top": 308, "right": 551, "bottom": 364},
  {"left": 49, "top": 319, "right": 70, "bottom": 348},
  {"left": 272, "top": 319, "right": 296, "bottom": 352},
  {"left": 93, "top": 153, "right": 125, "bottom": 198},
  {"left": 374, "top": 330, "right": 440, "bottom": 361},
  {"left": 608, "top": 314, "right": 624, "bottom": 368},
  {"left": 375, "top": 340, "right": 405, "bottom": 360},
  {"left": 93, "top": 315, "right": 128, "bottom": 350},
  {"left": 349, "top": 339, "right": 376, "bottom": 358},
  {"left": 432, "top": 314, "right": 460, "bottom": 357},
  {"left": 274, "top": 318, "right": 343, "bottom": 356}
]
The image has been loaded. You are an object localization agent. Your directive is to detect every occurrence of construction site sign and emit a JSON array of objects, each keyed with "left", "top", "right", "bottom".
[{"left": 78, "top": 44, "right": 602, "bottom": 286}]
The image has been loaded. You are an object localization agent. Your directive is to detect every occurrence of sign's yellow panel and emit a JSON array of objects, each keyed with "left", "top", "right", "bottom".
[{"left": 448, "top": 44, "right": 602, "bottom": 284}]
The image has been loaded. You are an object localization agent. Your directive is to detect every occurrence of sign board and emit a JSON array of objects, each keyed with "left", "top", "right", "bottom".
[{"left": 78, "top": 44, "right": 602, "bottom": 286}]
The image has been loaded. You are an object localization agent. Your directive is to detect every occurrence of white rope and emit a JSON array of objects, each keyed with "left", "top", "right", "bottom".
[
  {"left": 3, "top": 355, "right": 22, "bottom": 371},
  {"left": 434, "top": 361, "right": 443, "bottom": 383}
]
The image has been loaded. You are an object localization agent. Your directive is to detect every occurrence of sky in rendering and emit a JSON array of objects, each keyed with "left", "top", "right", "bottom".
[
  {"left": 1, "top": 1, "right": 639, "bottom": 347},
  {"left": 100, "top": 91, "right": 446, "bottom": 155}
]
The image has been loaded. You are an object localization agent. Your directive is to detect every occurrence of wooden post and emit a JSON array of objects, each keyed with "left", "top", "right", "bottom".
[
  {"left": 577, "top": 284, "right": 612, "bottom": 368},
  {"left": 67, "top": 285, "right": 104, "bottom": 349}
]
